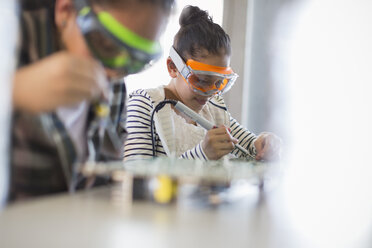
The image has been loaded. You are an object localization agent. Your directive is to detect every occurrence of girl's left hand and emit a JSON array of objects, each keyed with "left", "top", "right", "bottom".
[{"left": 254, "top": 132, "right": 282, "bottom": 161}]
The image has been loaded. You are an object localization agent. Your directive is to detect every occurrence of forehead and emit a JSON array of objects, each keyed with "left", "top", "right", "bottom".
[{"left": 93, "top": 3, "right": 169, "bottom": 41}]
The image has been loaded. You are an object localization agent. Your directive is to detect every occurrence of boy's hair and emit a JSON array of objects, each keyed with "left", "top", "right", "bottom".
[
  {"left": 173, "top": 5, "right": 231, "bottom": 60},
  {"left": 20, "top": 0, "right": 55, "bottom": 10},
  {"left": 21, "top": 0, "right": 174, "bottom": 13},
  {"left": 90, "top": 0, "right": 174, "bottom": 13}
]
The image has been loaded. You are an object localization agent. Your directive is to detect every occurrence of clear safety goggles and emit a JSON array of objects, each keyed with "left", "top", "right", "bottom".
[
  {"left": 169, "top": 46, "right": 238, "bottom": 96},
  {"left": 75, "top": 0, "right": 162, "bottom": 78}
]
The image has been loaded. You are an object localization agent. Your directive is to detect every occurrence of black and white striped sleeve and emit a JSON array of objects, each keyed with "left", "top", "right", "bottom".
[
  {"left": 229, "top": 116, "right": 257, "bottom": 158},
  {"left": 179, "top": 142, "right": 208, "bottom": 161},
  {"left": 123, "top": 89, "right": 164, "bottom": 161}
]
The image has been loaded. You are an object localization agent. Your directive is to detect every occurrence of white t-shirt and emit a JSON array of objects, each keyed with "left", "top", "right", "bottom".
[{"left": 56, "top": 101, "right": 89, "bottom": 162}]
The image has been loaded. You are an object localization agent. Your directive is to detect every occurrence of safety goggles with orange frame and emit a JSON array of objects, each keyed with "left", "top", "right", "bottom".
[{"left": 169, "top": 46, "right": 238, "bottom": 96}]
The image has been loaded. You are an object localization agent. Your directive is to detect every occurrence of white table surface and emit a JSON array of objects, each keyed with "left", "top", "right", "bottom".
[
  {"left": 1, "top": 179, "right": 371, "bottom": 248},
  {"left": 0, "top": 183, "right": 303, "bottom": 248}
]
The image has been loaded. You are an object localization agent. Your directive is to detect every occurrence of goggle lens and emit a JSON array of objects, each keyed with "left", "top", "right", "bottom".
[
  {"left": 86, "top": 31, "right": 157, "bottom": 77},
  {"left": 186, "top": 72, "right": 236, "bottom": 96},
  {"left": 77, "top": 6, "right": 161, "bottom": 78}
]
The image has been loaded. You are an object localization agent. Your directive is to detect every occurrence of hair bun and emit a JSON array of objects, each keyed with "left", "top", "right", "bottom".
[{"left": 179, "top": 5, "right": 211, "bottom": 27}]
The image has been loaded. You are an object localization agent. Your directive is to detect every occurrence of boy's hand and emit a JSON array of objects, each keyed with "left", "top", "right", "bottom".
[
  {"left": 202, "top": 125, "right": 238, "bottom": 160},
  {"left": 13, "top": 52, "right": 108, "bottom": 113},
  {"left": 254, "top": 132, "right": 282, "bottom": 161}
]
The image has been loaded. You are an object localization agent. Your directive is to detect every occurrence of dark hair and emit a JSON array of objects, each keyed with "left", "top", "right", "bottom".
[
  {"left": 21, "top": 0, "right": 174, "bottom": 13},
  {"left": 90, "top": 0, "right": 174, "bottom": 13},
  {"left": 173, "top": 5, "right": 231, "bottom": 60},
  {"left": 20, "top": 0, "right": 55, "bottom": 10}
]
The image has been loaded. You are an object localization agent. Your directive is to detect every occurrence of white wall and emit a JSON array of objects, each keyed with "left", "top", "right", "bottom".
[
  {"left": 263, "top": 0, "right": 372, "bottom": 247},
  {"left": 221, "top": 0, "right": 251, "bottom": 125}
]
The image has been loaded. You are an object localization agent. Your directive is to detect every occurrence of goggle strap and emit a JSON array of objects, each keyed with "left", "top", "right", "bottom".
[{"left": 169, "top": 46, "right": 190, "bottom": 79}]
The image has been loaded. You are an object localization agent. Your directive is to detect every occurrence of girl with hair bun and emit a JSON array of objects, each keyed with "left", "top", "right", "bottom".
[{"left": 124, "top": 5, "right": 281, "bottom": 161}]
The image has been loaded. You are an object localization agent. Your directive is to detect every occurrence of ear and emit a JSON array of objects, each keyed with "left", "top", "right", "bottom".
[
  {"left": 166, "top": 57, "right": 178, "bottom": 78},
  {"left": 55, "top": 0, "right": 75, "bottom": 30}
]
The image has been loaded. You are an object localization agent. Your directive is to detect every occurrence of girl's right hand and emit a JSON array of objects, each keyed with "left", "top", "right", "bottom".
[
  {"left": 201, "top": 125, "right": 238, "bottom": 160},
  {"left": 13, "top": 52, "right": 108, "bottom": 113}
]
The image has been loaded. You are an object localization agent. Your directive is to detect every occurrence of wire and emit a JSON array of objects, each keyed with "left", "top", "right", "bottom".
[{"left": 150, "top": 100, "right": 177, "bottom": 157}]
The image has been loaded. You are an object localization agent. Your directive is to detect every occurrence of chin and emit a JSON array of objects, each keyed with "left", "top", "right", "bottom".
[{"left": 192, "top": 102, "right": 206, "bottom": 113}]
